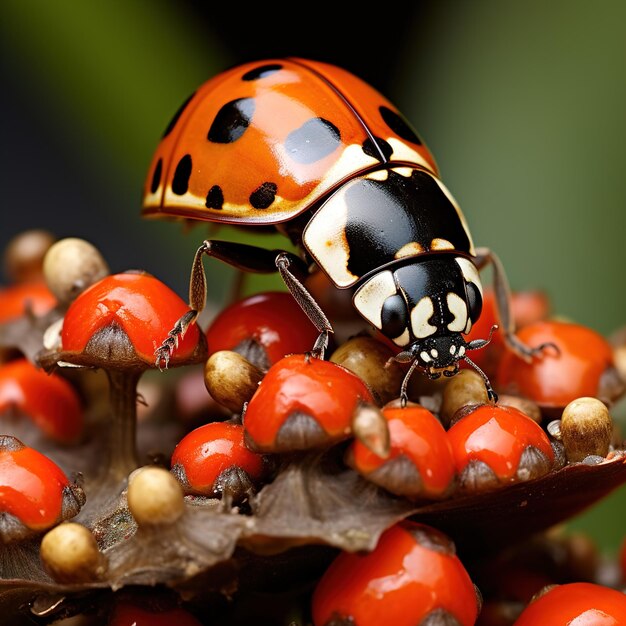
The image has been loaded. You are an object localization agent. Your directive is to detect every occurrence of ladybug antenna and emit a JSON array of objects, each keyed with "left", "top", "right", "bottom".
[
  {"left": 462, "top": 355, "right": 498, "bottom": 403},
  {"left": 399, "top": 358, "right": 421, "bottom": 408},
  {"left": 466, "top": 324, "right": 499, "bottom": 352}
]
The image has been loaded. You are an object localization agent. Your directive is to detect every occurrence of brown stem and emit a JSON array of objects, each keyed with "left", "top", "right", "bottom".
[{"left": 105, "top": 369, "right": 141, "bottom": 480}]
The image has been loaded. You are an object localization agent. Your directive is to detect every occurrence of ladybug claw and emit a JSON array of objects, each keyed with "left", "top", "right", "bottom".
[
  {"left": 532, "top": 341, "right": 561, "bottom": 358},
  {"left": 309, "top": 330, "right": 329, "bottom": 360},
  {"left": 154, "top": 344, "right": 172, "bottom": 370}
]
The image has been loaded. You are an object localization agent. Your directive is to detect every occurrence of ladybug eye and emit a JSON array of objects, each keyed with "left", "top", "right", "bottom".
[
  {"left": 466, "top": 282, "right": 483, "bottom": 324},
  {"left": 381, "top": 294, "right": 407, "bottom": 339}
]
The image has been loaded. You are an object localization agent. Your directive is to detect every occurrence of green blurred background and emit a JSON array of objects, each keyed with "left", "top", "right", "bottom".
[{"left": 1, "top": 1, "right": 624, "bottom": 552}]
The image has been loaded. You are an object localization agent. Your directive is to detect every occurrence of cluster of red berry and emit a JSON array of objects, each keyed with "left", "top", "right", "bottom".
[{"left": 1, "top": 230, "right": 625, "bottom": 625}]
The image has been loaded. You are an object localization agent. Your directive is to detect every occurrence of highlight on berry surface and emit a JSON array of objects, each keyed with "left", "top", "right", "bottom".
[{"left": 0, "top": 436, "right": 85, "bottom": 542}]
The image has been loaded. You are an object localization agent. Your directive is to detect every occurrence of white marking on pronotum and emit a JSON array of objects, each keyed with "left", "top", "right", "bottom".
[
  {"left": 455, "top": 257, "right": 483, "bottom": 298},
  {"left": 420, "top": 351, "right": 431, "bottom": 363},
  {"left": 450, "top": 345, "right": 457, "bottom": 355},
  {"left": 447, "top": 292, "right": 468, "bottom": 332},
  {"left": 458, "top": 346, "right": 466, "bottom": 357},
  {"left": 430, "top": 238, "right": 454, "bottom": 251},
  {"left": 411, "top": 296, "right": 437, "bottom": 339},
  {"left": 366, "top": 169, "right": 389, "bottom": 181},
  {"left": 430, "top": 349, "right": 438, "bottom": 358},
  {"left": 395, "top": 241, "right": 424, "bottom": 259},
  {"left": 353, "top": 270, "right": 397, "bottom": 330}
]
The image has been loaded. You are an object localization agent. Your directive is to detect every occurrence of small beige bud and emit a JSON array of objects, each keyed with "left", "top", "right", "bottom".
[
  {"left": 127, "top": 466, "right": 185, "bottom": 526},
  {"left": 561, "top": 397, "right": 612, "bottom": 463},
  {"left": 40, "top": 523, "right": 106, "bottom": 583},
  {"left": 43, "top": 238, "right": 109, "bottom": 305},
  {"left": 204, "top": 350, "right": 263, "bottom": 413},
  {"left": 440, "top": 369, "right": 489, "bottom": 428},
  {"left": 352, "top": 402, "right": 390, "bottom": 459}
]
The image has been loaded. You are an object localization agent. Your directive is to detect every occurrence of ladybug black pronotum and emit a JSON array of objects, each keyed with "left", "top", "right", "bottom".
[{"left": 142, "top": 58, "right": 548, "bottom": 400}]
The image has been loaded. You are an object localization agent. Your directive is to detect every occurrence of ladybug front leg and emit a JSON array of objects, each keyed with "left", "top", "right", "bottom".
[
  {"left": 155, "top": 240, "right": 335, "bottom": 368},
  {"left": 275, "top": 252, "right": 334, "bottom": 358},
  {"left": 155, "top": 240, "right": 310, "bottom": 368},
  {"left": 474, "top": 247, "right": 557, "bottom": 362}
]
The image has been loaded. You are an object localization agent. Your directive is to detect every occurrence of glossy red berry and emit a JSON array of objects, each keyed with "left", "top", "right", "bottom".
[
  {"left": 447, "top": 404, "right": 554, "bottom": 492},
  {"left": 108, "top": 602, "right": 202, "bottom": 626},
  {"left": 0, "top": 281, "right": 56, "bottom": 323},
  {"left": 312, "top": 521, "right": 479, "bottom": 626},
  {"left": 243, "top": 354, "right": 374, "bottom": 453},
  {"left": 348, "top": 404, "right": 455, "bottom": 499},
  {"left": 61, "top": 272, "right": 202, "bottom": 367},
  {"left": 171, "top": 422, "right": 265, "bottom": 498},
  {"left": 497, "top": 321, "right": 614, "bottom": 408},
  {"left": 206, "top": 291, "right": 319, "bottom": 368},
  {"left": 513, "top": 582, "right": 626, "bottom": 625},
  {"left": 0, "top": 358, "right": 83, "bottom": 443},
  {"left": 464, "top": 289, "right": 549, "bottom": 378},
  {"left": 0, "top": 436, "right": 84, "bottom": 540}
]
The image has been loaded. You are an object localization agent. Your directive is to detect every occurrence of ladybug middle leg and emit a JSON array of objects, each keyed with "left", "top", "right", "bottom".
[
  {"left": 474, "top": 247, "right": 558, "bottom": 361},
  {"left": 155, "top": 240, "right": 334, "bottom": 368}
]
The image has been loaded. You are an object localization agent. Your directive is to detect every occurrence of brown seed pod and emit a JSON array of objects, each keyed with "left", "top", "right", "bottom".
[
  {"left": 204, "top": 350, "right": 264, "bottom": 413},
  {"left": 3, "top": 229, "right": 56, "bottom": 284},
  {"left": 43, "top": 237, "right": 109, "bottom": 305},
  {"left": 498, "top": 394, "right": 543, "bottom": 424},
  {"left": 40, "top": 522, "right": 107, "bottom": 583},
  {"left": 127, "top": 466, "right": 185, "bottom": 526},
  {"left": 440, "top": 369, "right": 489, "bottom": 428},
  {"left": 560, "top": 397, "right": 613, "bottom": 463},
  {"left": 330, "top": 335, "right": 404, "bottom": 405}
]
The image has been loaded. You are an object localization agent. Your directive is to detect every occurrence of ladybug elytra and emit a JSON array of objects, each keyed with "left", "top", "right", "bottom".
[{"left": 142, "top": 58, "right": 547, "bottom": 399}]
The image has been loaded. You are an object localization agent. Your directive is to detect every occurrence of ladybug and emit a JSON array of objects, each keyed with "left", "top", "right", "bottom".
[{"left": 143, "top": 58, "right": 548, "bottom": 399}]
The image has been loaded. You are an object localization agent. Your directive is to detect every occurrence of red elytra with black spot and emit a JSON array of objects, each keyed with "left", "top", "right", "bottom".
[
  {"left": 206, "top": 291, "right": 318, "bottom": 366},
  {"left": 243, "top": 354, "right": 374, "bottom": 452},
  {"left": 447, "top": 404, "right": 554, "bottom": 482},
  {"left": 497, "top": 320, "right": 614, "bottom": 408},
  {"left": 349, "top": 404, "right": 455, "bottom": 499},
  {"left": 108, "top": 602, "right": 202, "bottom": 626},
  {"left": 0, "top": 358, "right": 83, "bottom": 443},
  {"left": 512, "top": 582, "right": 626, "bottom": 625},
  {"left": 61, "top": 273, "right": 201, "bottom": 365},
  {"left": 312, "top": 521, "right": 479, "bottom": 626},
  {"left": 171, "top": 422, "right": 264, "bottom": 495},
  {"left": 143, "top": 58, "right": 437, "bottom": 225},
  {"left": 0, "top": 438, "right": 71, "bottom": 530}
]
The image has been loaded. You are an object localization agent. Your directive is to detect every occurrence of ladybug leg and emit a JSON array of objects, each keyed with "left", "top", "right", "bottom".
[
  {"left": 275, "top": 252, "right": 334, "bottom": 359},
  {"left": 474, "top": 247, "right": 557, "bottom": 362},
  {"left": 155, "top": 240, "right": 309, "bottom": 368}
]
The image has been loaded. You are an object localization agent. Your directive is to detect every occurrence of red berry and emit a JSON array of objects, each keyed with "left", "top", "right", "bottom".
[
  {"left": 513, "top": 582, "right": 626, "bottom": 625},
  {"left": 447, "top": 404, "right": 554, "bottom": 492},
  {"left": 348, "top": 404, "right": 455, "bottom": 499},
  {"left": 171, "top": 422, "right": 265, "bottom": 497},
  {"left": 243, "top": 354, "right": 374, "bottom": 452},
  {"left": 0, "top": 281, "right": 56, "bottom": 323},
  {"left": 497, "top": 321, "right": 614, "bottom": 408},
  {"left": 108, "top": 602, "right": 202, "bottom": 626},
  {"left": 206, "top": 291, "right": 319, "bottom": 368},
  {"left": 0, "top": 358, "right": 83, "bottom": 443},
  {"left": 0, "top": 436, "right": 84, "bottom": 537},
  {"left": 312, "top": 521, "right": 479, "bottom": 626},
  {"left": 464, "top": 289, "right": 550, "bottom": 378},
  {"left": 61, "top": 272, "right": 202, "bottom": 367}
]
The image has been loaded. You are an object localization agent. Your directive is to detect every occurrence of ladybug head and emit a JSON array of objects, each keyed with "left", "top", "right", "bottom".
[{"left": 352, "top": 255, "right": 497, "bottom": 399}]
